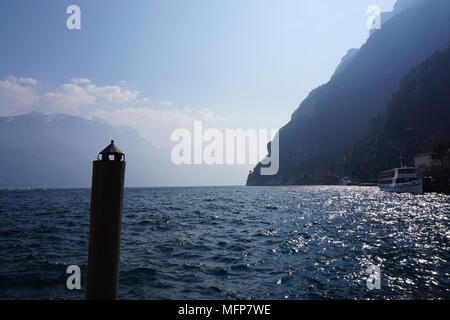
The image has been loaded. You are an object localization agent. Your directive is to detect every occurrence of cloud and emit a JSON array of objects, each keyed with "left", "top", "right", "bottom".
[
  {"left": 92, "top": 106, "right": 223, "bottom": 147},
  {"left": 196, "top": 107, "right": 224, "bottom": 122},
  {"left": 157, "top": 101, "right": 174, "bottom": 107},
  {"left": 42, "top": 83, "right": 97, "bottom": 112},
  {"left": 0, "top": 75, "right": 225, "bottom": 147},
  {"left": 71, "top": 78, "right": 91, "bottom": 84},
  {"left": 0, "top": 75, "right": 146, "bottom": 115},
  {"left": 85, "top": 83, "right": 138, "bottom": 104},
  {"left": 0, "top": 76, "right": 40, "bottom": 115},
  {"left": 8, "top": 76, "right": 40, "bottom": 86}
]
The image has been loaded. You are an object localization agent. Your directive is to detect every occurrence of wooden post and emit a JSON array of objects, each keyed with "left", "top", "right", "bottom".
[{"left": 86, "top": 141, "right": 125, "bottom": 300}]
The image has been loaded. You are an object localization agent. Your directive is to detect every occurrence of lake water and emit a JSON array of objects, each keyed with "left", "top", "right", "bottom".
[{"left": 0, "top": 186, "right": 449, "bottom": 299}]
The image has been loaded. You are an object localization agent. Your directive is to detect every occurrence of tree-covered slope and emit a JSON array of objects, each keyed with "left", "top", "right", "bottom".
[{"left": 342, "top": 42, "right": 450, "bottom": 180}]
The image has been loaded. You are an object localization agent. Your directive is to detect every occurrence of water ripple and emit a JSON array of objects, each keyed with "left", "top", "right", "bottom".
[{"left": 0, "top": 186, "right": 449, "bottom": 299}]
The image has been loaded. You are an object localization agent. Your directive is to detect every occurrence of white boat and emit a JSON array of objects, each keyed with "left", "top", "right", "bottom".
[
  {"left": 340, "top": 177, "right": 352, "bottom": 186},
  {"left": 378, "top": 166, "right": 423, "bottom": 194}
]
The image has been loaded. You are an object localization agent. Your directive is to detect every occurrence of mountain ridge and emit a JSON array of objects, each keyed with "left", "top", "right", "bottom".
[
  {"left": 0, "top": 112, "right": 169, "bottom": 188},
  {"left": 342, "top": 41, "right": 450, "bottom": 180},
  {"left": 247, "top": 0, "right": 450, "bottom": 186}
]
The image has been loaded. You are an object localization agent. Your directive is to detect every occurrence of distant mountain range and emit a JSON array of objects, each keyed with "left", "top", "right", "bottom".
[
  {"left": 0, "top": 112, "right": 251, "bottom": 188},
  {"left": 0, "top": 112, "right": 169, "bottom": 188},
  {"left": 247, "top": 0, "right": 450, "bottom": 185}
]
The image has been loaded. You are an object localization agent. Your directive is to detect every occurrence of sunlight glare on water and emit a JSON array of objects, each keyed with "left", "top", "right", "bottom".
[{"left": 0, "top": 186, "right": 449, "bottom": 299}]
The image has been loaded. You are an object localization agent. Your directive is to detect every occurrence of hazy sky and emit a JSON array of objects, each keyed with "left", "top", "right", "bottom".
[{"left": 0, "top": 0, "right": 396, "bottom": 185}]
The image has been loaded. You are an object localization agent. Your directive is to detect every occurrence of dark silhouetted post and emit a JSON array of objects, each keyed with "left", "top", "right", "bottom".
[{"left": 86, "top": 140, "right": 126, "bottom": 300}]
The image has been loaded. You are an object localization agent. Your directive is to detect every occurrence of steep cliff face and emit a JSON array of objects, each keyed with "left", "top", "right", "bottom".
[
  {"left": 342, "top": 42, "right": 450, "bottom": 181},
  {"left": 247, "top": 0, "right": 450, "bottom": 186},
  {"left": 333, "top": 48, "right": 359, "bottom": 77},
  {"left": 370, "top": 0, "right": 428, "bottom": 35}
]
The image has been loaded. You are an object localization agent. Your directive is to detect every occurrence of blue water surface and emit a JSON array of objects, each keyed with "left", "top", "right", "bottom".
[{"left": 0, "top": 186, "right": 449, "bottom": 299}]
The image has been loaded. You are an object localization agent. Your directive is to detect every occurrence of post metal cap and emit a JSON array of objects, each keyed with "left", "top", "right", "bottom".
[{"left": 98, "top": 140, "right": 125, "bottom": 161}]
